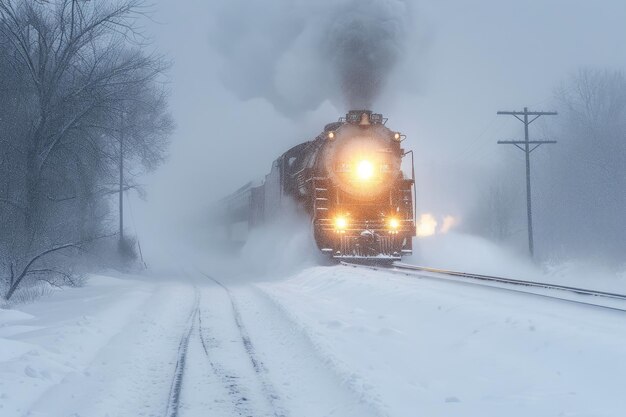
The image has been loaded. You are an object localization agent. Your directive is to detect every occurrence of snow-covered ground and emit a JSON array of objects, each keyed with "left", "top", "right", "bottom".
[
  {"left": 0, "top": 273, "right": 194, "bottom": 417},
  {"left": 258, "top": 265, "right": 626, "bottom": 417},
  {"left": 408, "top": 233, "right": 626, "bottom": 293},
  {"left": 2, "top": 260, "right": 626, "bottom": 417},
  {"left": 0, "top": 269, "right": 378, "bottom": 417}
]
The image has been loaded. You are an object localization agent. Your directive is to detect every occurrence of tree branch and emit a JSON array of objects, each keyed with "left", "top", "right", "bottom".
[
  {"left": 46, "top": 184, "right": 141, "bottom": 202},
  {"left": 3, "top": 233, "right": 114, "bottom": 300},
  {"left": 27, "top": 268, "right": 73, "bottom": 288}
]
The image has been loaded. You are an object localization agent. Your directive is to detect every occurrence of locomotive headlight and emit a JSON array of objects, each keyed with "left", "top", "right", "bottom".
[
  {"left": 388, "top": 218, "right": 400, "bottom": 230},
  {"left": 334, "top": 216, "right": 348, "bottom": 231},
  {"left": 356, "top": 160, "right": 374, "bottom": 180}
]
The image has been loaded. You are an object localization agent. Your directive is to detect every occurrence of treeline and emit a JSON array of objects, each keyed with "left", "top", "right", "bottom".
[
  {"left": 0, "top": 0, "right": 173, "bottom": 301},
  {"left": 468, "top": 69, "right": 626, "bottom": 265}
]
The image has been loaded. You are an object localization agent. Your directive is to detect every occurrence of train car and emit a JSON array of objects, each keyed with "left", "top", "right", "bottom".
[{"left": 215, "top": 110, "right": 416, "bottom": 261}]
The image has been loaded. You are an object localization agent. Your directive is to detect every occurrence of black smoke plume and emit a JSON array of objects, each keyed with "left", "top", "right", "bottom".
[
  {"left": 209, "top": 0, "right": 414, "bottom": 115},
  {"left": 323, "top": 0, "right": 408, "bottom": 110}
]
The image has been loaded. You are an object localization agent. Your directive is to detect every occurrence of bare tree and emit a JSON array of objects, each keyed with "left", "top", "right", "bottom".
[
  {"left": 536, "top": 69, "right": 626, "bottom": 263},
  {"left": 0, "top": 0, "right": 172, "bottom": 300}
]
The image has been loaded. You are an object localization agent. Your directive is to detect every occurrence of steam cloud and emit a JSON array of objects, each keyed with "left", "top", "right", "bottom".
[{"left": 209, "top": 0, "right": 415, "bottom": 115}]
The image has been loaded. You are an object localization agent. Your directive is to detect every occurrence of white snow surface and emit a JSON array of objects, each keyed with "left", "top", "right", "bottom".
[
  {"left": 258, "top": 265, "right": 626, "bottom": 416},
  {"left": 1, "top": 261, "right": 626, "bottom": 416},
  {"left": 408, "top": 233, "right": 626, "bottom": 293}
]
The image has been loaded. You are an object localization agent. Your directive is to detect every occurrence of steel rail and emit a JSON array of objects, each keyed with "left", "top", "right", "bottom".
[
  {"left": 164, "top": 286, "right": 200, "bottom": 417},
  {"left": 199, "top": 272, "right": 287, "bottom": 417},
  {"left": 341, "top": 262, "right": 626, "bottom": 313},
  {"left": 392, "top": 262, "right": 626, "bottom": 301}
]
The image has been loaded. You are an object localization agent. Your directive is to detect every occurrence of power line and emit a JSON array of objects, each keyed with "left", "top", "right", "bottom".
[{"left": 497, "top": 107, "right": 557, "bottom": 258}]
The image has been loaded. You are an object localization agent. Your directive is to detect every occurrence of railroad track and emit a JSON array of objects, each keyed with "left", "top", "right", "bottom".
[
  {"left": 164, "top": 274, "right": 286, "bottom": 417},
  {"left": 200, "top": 273, "right": 287, "bottom": 417},
  {"left": 342, "top": 261, "right": 626, "bottom": 313},
  {"left": 165, "top": 286, "right": 200, "bottom": 417}
]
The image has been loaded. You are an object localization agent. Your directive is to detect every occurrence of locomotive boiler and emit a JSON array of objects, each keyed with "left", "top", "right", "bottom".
[{"left": 217, "top": 110, "right": 416, "bottom": 261}]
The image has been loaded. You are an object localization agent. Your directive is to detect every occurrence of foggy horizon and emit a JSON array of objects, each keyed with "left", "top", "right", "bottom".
[{"left": 131, "top": 0, "right": 626, "bottom": 265}]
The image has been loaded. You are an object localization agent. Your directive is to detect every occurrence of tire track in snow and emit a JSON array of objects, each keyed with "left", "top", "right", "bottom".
[
  {"left": 164, "top": 286, "right": 200, "bottom": 417},
  {"left": 201, "top": 273, "right": 288, "bottom": 417}
]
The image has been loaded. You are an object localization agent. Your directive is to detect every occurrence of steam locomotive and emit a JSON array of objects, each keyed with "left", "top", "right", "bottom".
[{"left": 217, "top": 110, "right": 416, "bottom": 261}]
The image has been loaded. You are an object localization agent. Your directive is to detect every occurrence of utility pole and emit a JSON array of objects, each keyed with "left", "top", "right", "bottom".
[
  {"left": 497, "top": 107, "right": 557, "bottom": 258},
  {"left": 118, "top": 119, "right": 125, "bottom": 251}
]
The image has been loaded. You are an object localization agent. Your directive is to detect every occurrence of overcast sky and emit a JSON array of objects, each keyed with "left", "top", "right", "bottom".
[{"left": 133, "top": 0, "right": 626, "bottom": 251}]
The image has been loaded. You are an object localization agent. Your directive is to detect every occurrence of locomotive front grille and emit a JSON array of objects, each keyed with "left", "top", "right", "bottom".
[{"left": 334, "top": 235, "right": 401, "bottom": 260}]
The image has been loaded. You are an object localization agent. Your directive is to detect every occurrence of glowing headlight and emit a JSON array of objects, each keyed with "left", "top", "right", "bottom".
[
  {"left": 356, "top": 160, "right": 374, "bottom": 180},
  {"left": 389, "top": 218, "right": 400, "bottom": 229},
  {"left": 334, "top": 216, "right": 348, "bottom": 230}
]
